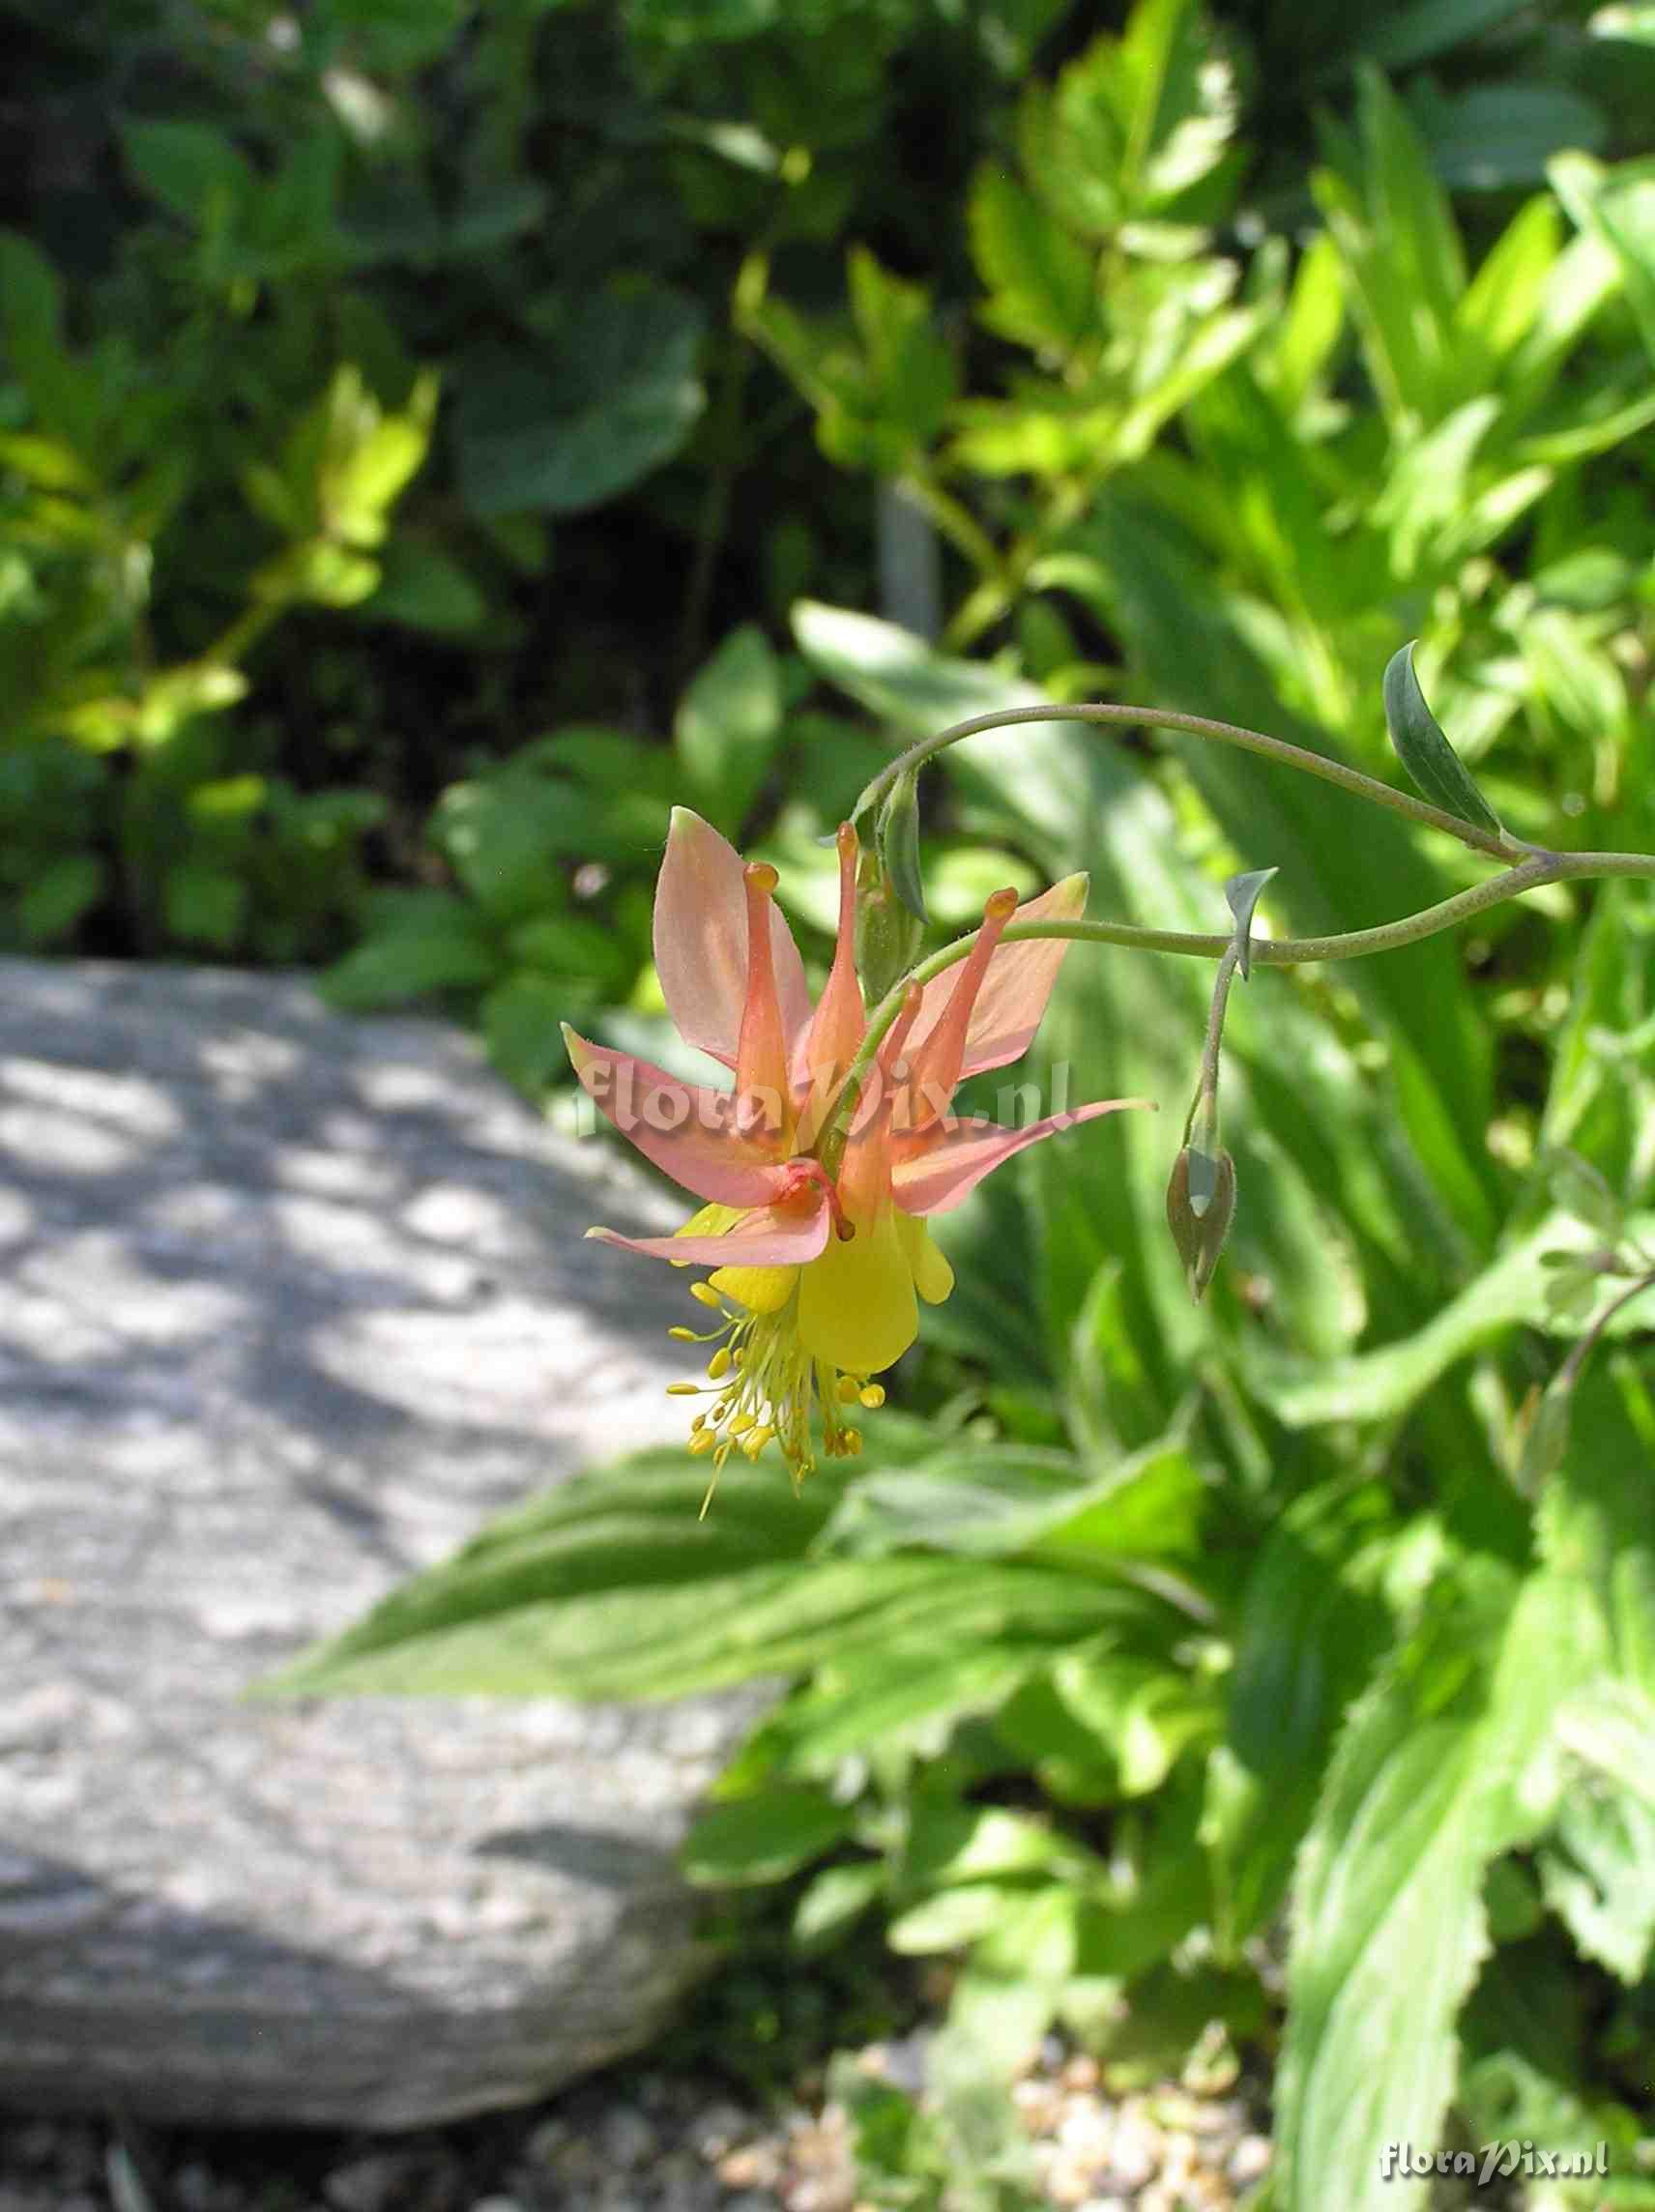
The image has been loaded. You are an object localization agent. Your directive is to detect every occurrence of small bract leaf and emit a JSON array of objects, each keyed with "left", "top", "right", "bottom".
[
  {"left": 1224, "top": 866, "right": 1277, "bottom": 981},
  {"left": 1382, "top": 641, "right": 1503, "bottom": 835}
]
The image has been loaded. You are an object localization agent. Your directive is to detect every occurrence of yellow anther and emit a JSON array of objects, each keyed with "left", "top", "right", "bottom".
[
  {"left": 707, "top": 1347, "right": 733, "bottom": 1381},
  {"left": 837, "top": 1375, "right": 861, "bottom": 1403},
  {"left": 688, "top": 1428, "right": 718, "bottom": 1457},
  {"left": 728, "top": 1411, "right": 755, "bottom": 1435},
  {"left": 858, "top": 1383, "right": 886, "bottom": 1409},
  {"left": 690, "top": 1281, "right": 722, "bottom": 1308},
  {"left": 666, "top": 1382, "right": 702, "bottom": 1397},
  {"left": 742, "top": 1426, "right": 773, "bottom": 1459},
  {"left": 668, "top": 1326, "right": 698, "bottom": 1342},
  {"left": 744, "top": 861, "right": 779, "bottom": 896}
]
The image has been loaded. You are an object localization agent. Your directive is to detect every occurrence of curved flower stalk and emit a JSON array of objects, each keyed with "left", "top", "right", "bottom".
[{"left": 565, "top": 807, "right": 1147, "bottom": 1497}]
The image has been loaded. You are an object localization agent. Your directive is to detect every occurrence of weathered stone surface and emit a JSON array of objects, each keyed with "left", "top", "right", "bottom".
[{"left": 0, "top": 961, "right": 762, "bottom": 2128}]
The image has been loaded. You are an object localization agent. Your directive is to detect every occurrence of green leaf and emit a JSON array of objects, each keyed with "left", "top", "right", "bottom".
[
  {"left": 1537, "top": 1785, "right": 1655, "bottom": 1984},
  {"left": 968, "top": 165, "right": 1096, "bottom": 352},
  {"left": 262, "top": 1438, "right": 1114, "bottom": 1703},
  {"left": 17, "top": 853, "right": 103, "bottom": 945},
  {"left": 1380, "top": 641, "right": 1503, "bottom": 836},
  {"left": 1424, "top": 84, "right": 1607, "bottom": 196},
  {"left": 1118, "top": 0, "right": 1239, "bottom": 211},
  {"left": 680, "top": 1785, "right": 857, "bottom": 1885},
  {"left": 1214, "top": 1483, "right": 1402, "bottom": 1947},
  {"left": 481, "top": 972, "right": 574, "bottom": 1093},
  {"left": 1455, "top": 193, "right": 1562, "bottom": 365},
  {"left": 764, "top": 1642, "right": 1039, "bottom": 1773},
  {"left": 837, "top": 247, "right": 957, "bottom": 461},
  {"left": 794, "top": 1859, "right": 886, "bottom": 1947},
  {"left": 366, "top": 540, "right": 487, "bottom": 634},
  {"left": 0, "top": 431, "right": 94, "bottom": 492},
  {"left": 1349, "top": 0, "right": 1535, "bottom": 69},
  {"left": 121, "top": 119, "right": 253, "bottom": 228},
  {"left": 816, "top": 1435, "right": 1204, "bottom": 1567},
  {"left": 1591, "top": 0, "right": 1655, "bottom": 43},
  {"left": 328, "top": 0, "right": 468, "bottom": 70},
  {"left": 1251, "top": 1209, "right": 1655, "bottom": 1426},
  {"left": 163, "top": 862, "right": 247, "bottom": 949},
  {"left": 1052, "top": 1646, "right": 1216, "bottom": 1795},
  {"left": 1550, "top": 152, "right": 1655, "bottom": 364},
  {"left": 675, "top": 624, "right": 782, "bottom": 833},
  {"left": 457, "top": 288, "right": 706, "bottom": 517},
  {"left": 321, "top": 895, "right": 499, "bottom": 1008},
  {"left": 1277, "top": 1560, "right": 1610, "bottom": 2212},
  {"left": 1553, "top": 1679, "right": 1655, "bottom": 1814},
  {"left": 793, "top": 601, "right": 1096, "bottom": 859},
  {"left": 431, "top": 775, "right": 578, "bottom": 922}
]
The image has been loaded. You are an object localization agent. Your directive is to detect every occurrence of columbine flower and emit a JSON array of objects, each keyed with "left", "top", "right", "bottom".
[{"left": 566, "top": 807, "right": 1145, "bottom": 1496}]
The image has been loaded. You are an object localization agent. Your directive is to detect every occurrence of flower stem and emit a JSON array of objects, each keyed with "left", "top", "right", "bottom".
[
  {"left": 1186, "top": 943, "right": 1240, "bottom": 1150},
  {"left": 810, "top": 846, "right": 1655, "bottom": 1169},
  {"left": 855, "top": 700, "right": 1525, "bottom": 860}
]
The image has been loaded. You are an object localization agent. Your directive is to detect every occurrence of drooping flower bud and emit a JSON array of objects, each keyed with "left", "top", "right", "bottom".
[{"left": 1167, "top": 1144, "right": 1236, "bottom": 1302}]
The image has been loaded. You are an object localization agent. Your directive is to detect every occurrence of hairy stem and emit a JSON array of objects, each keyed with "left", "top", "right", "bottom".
[
  {"left": 811, "top": 846, "right": 1655, "bottom": 1166},
  {"left": 855, "top": 700, "right": 1524, "bottom": 860}
]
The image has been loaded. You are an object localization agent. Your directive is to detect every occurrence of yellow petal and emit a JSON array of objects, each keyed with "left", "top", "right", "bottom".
[
  {"left": 797, "top": 1207, "right": 917, "bottom": 1375},
  {"left": 710, "top": 1263, "right": 798, "bottom": 1313},
  {"left": 896, "top": 1211, "right": 955, "bottom": 1305}
]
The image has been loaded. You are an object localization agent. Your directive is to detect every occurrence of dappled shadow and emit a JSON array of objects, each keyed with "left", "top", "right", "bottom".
[{"left": 0, "top": 957, "right": 691, "bottom": 1578}]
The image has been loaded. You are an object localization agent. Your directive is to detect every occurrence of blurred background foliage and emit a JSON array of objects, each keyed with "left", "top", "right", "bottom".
[{"left": 10, "top": 0, "right": 1655, "bottom": 2205}]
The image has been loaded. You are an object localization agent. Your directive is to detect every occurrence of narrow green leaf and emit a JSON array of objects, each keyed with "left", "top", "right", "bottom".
[
  {"left": 1380, "top": 642, "right": 1503, "bottom": 836},
  {"left": 680, "top": 1785, "right": 856, "bottom": 1886},
  {"left": 1278, "top": 1561, "right": 1608, "bottom": 2212},
  {"left": 1252, "top": 1208, "right": 1655, "bottom": 1426},
  {"left": 676, "top": 624, "right": 782, "bottom": 836}
]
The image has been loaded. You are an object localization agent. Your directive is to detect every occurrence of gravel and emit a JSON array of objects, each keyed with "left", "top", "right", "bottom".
[{"left": 0, "top": 2037, "right": 1274, "bottom": 2212}]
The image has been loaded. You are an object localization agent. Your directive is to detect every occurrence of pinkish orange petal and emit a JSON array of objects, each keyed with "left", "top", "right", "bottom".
[
  {"left": 907, "top": 872, "right": 1089, "bottom": 1080},
  {"left": 564, "top": 1026, "right": 796, "bottom": 1206},
  {"left": 900, "top": 886, "right": 1018, "bottom": 1137},
  {"left": 890, "top": 1094, "right": 1150, "bottom": 1215},
  {"left": 585, "top": 1194, "right": 831, "bottom": 1268},
  {"left": 653, "top": 807, "right": 811, "bottom": 1068},
  {"left": 798, "top": 823, "right": 865, "bottom": 1126}
]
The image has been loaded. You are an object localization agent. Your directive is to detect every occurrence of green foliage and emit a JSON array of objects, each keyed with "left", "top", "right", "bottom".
[{"left": 14, "top": 0, "right": 1655, "bottom": 2204}]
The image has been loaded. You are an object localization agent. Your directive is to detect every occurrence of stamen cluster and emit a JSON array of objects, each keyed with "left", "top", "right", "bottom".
[{"left": 666, "top": 1279, "right": 885, "bottom": 1512}]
